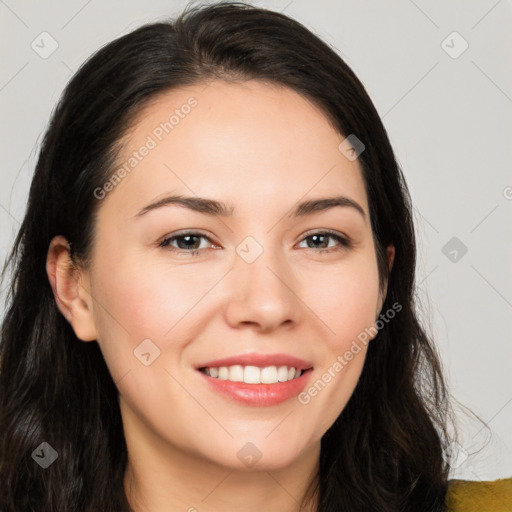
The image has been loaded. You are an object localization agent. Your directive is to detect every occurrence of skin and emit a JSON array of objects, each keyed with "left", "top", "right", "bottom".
[{"left": 47, "top": 79, "right": 394, "bottom": 512}]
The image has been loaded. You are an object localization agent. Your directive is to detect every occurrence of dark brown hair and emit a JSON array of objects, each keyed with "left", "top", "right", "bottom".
[{"left": 1, "top": 2, "right": 454, "bottom": 510}]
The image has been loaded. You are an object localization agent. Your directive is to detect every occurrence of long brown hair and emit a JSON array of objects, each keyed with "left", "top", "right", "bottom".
[{"left": 1, "top": 2, "right": 454, "bottom": 510}]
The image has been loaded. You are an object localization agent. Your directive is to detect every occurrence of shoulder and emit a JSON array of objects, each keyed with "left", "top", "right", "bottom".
[{"left": 446, "top": 477, "right": 512, "bottom": 512}]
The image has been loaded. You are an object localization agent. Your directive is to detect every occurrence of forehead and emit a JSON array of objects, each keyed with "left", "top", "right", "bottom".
[{"left": 100, "top": 79, "right": 369, "bottom": 221}]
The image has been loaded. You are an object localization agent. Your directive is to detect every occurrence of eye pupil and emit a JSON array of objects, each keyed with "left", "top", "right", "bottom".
[
  {"left": 177, "top": 235, "right": 200, "bottom": 250},
  {"left": 308, "top": 234, "right": 328, "bottom": 249}
]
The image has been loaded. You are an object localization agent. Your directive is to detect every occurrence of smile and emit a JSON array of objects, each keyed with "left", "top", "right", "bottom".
[{"left": 199, "top": 365, "right": 302, "bottom": 384}]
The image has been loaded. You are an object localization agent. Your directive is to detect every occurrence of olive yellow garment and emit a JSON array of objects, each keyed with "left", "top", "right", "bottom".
[{"left": 446, "top": 477, "right": 512, "bottom": 511}]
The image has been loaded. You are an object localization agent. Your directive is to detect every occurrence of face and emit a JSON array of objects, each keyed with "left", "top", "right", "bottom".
[{"left": 53, "top": 79, "right": 393, "bottom": 472}]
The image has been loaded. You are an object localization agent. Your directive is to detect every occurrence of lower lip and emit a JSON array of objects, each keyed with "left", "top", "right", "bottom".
[{"left": 197, "top": 369, "right": 313, "bottom": 406}]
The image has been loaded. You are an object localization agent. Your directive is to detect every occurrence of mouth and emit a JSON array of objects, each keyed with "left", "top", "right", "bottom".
[
  {"left": 198, "top": 364, "right": 308, "bottom": 384},
  {"left": 195, "top": 353, "right": 314, "bottom": 406}
]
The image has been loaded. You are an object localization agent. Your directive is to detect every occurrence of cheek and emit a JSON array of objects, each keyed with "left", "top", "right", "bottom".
[
  {"left": 303, "top": 253, "right": 381, "bottom": 350},
  {"left": 87, "top": 252, "right": 207, "bottom": 425},
  {"left": 91, "top": 249, "right": 212, "bottom": 338},
  {"left": 88, "top": 246, "right": 227, "bottom": 384},
  {"left": 295, "top": 254, "right": 380, "bottom": 433}
]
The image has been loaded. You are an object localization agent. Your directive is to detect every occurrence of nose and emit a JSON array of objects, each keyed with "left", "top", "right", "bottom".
[{"left": 223, "top": 243, "right": 301, "bottom": 333}]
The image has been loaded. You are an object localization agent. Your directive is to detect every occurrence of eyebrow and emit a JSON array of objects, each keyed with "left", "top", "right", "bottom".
[{"left": 134, "top": 194, "right": 366, "bottom": 220}]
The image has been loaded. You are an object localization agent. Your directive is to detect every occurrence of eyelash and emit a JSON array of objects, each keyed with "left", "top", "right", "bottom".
[{"left": 158, "top": 230, "right": 352, "bottom": 256}]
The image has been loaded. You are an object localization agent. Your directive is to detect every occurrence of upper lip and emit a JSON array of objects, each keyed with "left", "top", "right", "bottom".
[{"left": 196, "top": 353, "right": 313, "bottom": 371}]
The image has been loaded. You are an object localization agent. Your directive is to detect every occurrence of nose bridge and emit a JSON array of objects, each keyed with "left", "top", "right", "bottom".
[
  {"left": 236, "top": 234, "right": 292, "bottom": 297},
  {"left": 223, "top": 234, "right": 299, "bottom": 329}
]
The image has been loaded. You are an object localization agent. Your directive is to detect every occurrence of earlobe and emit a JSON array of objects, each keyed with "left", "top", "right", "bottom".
[{"left": 46, "top": 235, "right": 97, "bottom": 342}]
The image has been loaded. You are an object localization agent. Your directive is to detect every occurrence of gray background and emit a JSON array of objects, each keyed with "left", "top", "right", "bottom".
[{"left": 1, "top": 0, "right": 511, "bottom": 481}]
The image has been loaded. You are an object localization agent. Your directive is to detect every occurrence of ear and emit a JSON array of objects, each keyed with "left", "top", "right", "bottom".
[
  {"left": 376, "top": 243, "right": 395, "bottom": 315},
  {"left": 46, "top": 235, "right": 97, "bottom": 342}
]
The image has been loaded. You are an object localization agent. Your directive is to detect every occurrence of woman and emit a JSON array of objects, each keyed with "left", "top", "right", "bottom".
[{"left": 2, "top": 2, "right": 505, "bottom": 511}]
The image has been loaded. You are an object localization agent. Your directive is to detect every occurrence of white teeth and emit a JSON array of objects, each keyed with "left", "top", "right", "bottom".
[
  {"left": 261, "top": 366, "right": 278, "bottom": 384},
  {"left": 277, "top": 365, "right": 289, "bottom": 382},
  {"left": 201, "top": 365, "right": 303, "bottom": 384},
  {"left": 244, "top": 365, "right": 261, "bottom": 384},
  {"left": 229, "top": 365, "right": 244, "bottom": 382}
]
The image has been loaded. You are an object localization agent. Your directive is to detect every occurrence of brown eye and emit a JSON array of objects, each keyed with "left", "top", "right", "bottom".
[
  {"left": 159, "top": 232, "right": 214, "bottom": 255},
  {"left": 298, "top": 231, "right": 351, "bottom": 253}
]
